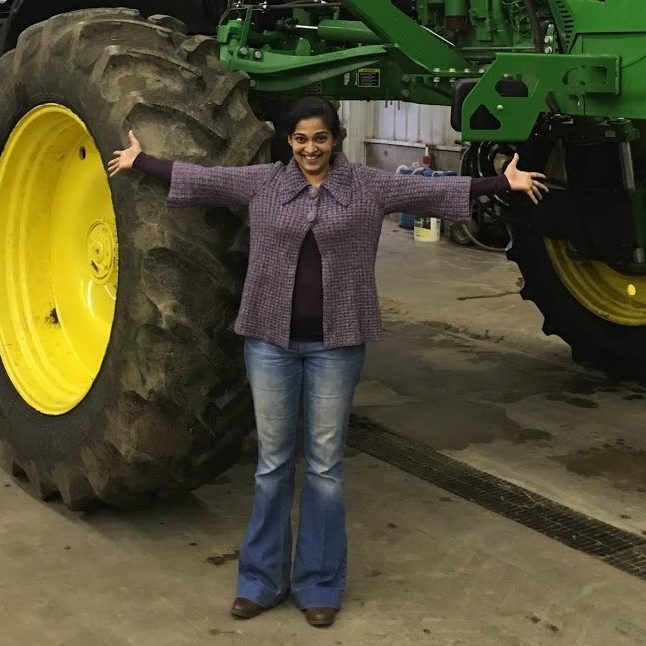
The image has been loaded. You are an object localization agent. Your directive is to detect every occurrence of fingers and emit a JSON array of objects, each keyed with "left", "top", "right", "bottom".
[
  {"left": 107, "top": 155, "right": 121, "bottom": 177},
  {"left": 508, "top": 153, "right": 519, "bottom": 168},
  {"left": 527, "top": 179, "right": 548, "bottom": 204},
  {"left": 527, "top": 189, "right": 539, "bottom": 206},
  {"left": 530, "top": 172, "right": 547, "bottom": 180}
]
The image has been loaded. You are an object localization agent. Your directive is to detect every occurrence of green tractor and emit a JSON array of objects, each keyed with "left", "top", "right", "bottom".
[{"left": 0, "top": 0, "right": 644, "bottom": 508}]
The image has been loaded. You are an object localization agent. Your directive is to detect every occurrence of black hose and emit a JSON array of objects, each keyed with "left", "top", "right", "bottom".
[
  {"left": 523, "top": 0, "right": 543, "bottom": 52},
  {"left": 459, "top": 223, "right": 507, "bottom": 252},
  {"left": 458, "top": 145, "right": 510, "bottom": 253}
]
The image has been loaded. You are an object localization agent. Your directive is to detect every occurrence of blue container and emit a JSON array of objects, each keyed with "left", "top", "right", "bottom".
[
  {"left": 396, "top": 167, "right": 457, "bottom": 229},
  {"left": 399, "top": 212, "right": 416, "bottom": 229}
]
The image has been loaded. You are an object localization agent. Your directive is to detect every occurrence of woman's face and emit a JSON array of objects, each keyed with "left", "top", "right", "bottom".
[{"left": 288, "top": 117, "right": 335, "bottom": 177}]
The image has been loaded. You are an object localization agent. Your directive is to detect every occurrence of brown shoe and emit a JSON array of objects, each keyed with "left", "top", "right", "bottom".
[
  {"left": 230, "top": 597, "right": 267, "bottom": 619},
  {"left": 304, "top": 607, "right": 337, "bottom": 627}
]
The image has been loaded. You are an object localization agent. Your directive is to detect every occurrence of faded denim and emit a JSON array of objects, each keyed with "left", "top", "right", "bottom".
[{"left": 237, "top": 337, "right": 365, "bottom": 610}]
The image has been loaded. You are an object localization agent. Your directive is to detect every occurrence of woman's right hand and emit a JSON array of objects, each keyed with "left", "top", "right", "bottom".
[{"left": 107, "top": 130, "right": 142, "bottom": 177}]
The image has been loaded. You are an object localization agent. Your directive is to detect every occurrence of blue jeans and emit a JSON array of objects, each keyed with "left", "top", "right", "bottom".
[{"left": 237, "top": 338, "right": 365, "bottom": 610}]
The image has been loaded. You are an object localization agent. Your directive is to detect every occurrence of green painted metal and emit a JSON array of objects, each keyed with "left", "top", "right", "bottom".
[
  {"left": 548, "top": 0, "right": 646, "bottom": 41},
  {"left": 338, "top": 0, "right": 470, "bottom": 71},
  {"left": 461, "top": 52, "right": 620, "bottom": 141},
  {"left": 216, "top": 1, "right": 646, "bottom": 140},
  {"left": 316, "top": 20, "right": 382, "bottom": 45},
  {"left": 221, "top": 44, "right": 389, "bottom": 93},
  {"left": 217, "top": 2, "right": 459, "bottom": 103},
  {"left": 445, "top": 0, "right": 468, "bottom": 16}
]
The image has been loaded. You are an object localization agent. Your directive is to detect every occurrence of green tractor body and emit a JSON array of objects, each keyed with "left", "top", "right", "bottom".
[{"left": 0, "top": 0, "right": 644, "bottom": 507}]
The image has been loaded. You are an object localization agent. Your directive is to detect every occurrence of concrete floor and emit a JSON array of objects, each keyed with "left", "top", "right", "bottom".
[
  {"left": 2, "top": 225, "right": 646, "bottom": 645},
  {"left": 366, "top": 226, "right": 646, "bottom": 535}
]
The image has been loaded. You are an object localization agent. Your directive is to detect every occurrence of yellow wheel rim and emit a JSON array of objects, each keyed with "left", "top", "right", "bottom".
[
  {"left": 545, "top": 239, "right": 646, "bottom": 326},
  {"left": 0, "top": 104, "right": 118, "bottom": 415}
]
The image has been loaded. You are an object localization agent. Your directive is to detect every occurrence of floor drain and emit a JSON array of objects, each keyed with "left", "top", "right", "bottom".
[{"left": 348, "top": 415, "right": 646, "bottom": 581}]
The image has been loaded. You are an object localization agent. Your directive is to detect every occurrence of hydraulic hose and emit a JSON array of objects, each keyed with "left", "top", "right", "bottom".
[
  {"left": 458, "top": 144, "right": 511, "bottom": 252},
  {"left": 459, "top": 222, "right": 507, "bottom": 253}
]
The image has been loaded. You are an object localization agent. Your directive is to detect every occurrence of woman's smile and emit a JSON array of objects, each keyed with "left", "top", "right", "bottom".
[{"left": 288, "top": 116, "right": 335, "bottom": 183}]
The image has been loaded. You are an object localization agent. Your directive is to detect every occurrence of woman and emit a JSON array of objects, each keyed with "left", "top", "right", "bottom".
[{"left": 108, "top": 97, "right": 547, "bottom": 628}]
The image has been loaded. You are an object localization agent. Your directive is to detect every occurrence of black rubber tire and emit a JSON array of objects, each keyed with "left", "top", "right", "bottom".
[
  {"left": 507, "top": 221, "right": 646, "bottom": 379},
  {"left": 504, "top": 128, "right": 646, "bottom": 380},
  {"left": 0, "top": 9, "right": 274, "bottom": 508}
]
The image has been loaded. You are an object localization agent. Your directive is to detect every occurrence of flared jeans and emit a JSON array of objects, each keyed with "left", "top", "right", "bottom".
[{"left": 237, "top": 337, "right": 365, "bottom": 610}]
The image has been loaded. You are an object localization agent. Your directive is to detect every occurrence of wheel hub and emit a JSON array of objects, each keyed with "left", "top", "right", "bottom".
[{"left": 86, "top": 222, "right": 116, "bottom": 283}]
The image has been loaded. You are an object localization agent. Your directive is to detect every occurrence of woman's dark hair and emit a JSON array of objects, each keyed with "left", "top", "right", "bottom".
[{"left": 283, "top": 96, "right": 342, "bottom": 140}]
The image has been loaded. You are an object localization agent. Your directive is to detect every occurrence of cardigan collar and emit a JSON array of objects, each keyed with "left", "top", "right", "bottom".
[{"left": 280, "top": 153, "right": 353, "bottom": 207}]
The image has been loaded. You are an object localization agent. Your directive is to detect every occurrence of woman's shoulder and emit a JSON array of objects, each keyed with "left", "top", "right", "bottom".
[{"left": 351, "top": 161, "right": 385, "bottom": 184}]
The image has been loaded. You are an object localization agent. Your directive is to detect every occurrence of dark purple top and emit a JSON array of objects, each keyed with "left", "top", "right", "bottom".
[{"left": 133, "top": 153, "right": 510, "bottom": 342}]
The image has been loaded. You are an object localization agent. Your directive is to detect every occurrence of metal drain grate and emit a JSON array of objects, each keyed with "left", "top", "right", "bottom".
[{"left": 348, "top": 415, "right": 646, "bottom": 581}]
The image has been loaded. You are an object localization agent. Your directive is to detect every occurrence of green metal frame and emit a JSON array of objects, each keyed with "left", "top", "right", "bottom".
[
  {"left": 461, "top": 52, "right": 620, "bottom": 141},
  {"left": 214, "top": 0, "right": 646, "bottom": 248},
  {"left": 340, "top": 0, "right": 469, "bottom": 72},
  {"left": 221, "top": 43, "right": 389, "bottom": 93},
  {"left": 217, "top": 0, "right": 646, "bottom": 141},
  {"left": 217, "top": 1, "right": 467, "bottom": 105}
]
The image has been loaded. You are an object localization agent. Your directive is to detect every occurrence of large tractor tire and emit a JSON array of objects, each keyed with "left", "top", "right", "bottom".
[
  {"left": 507, "top": 223, "right": 646, "bottom": 379},
  {"left": 506, "top": 136, "right": 646, "bottom": 379},
  {"left": 0, "top": 9, "right": 273, "bottom": 508}
]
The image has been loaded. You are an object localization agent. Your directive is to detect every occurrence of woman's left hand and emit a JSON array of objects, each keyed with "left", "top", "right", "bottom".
[{"left": 504, "top": 153, "right": 549, "bottom": 205}]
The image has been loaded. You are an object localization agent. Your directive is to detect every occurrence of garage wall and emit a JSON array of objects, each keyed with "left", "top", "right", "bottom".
[{"left": 340, "top": 100, "right": 465, "bottom": 173}]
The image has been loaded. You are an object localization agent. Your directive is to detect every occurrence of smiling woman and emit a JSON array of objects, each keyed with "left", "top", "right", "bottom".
[
  {"left": 289, "top": 121, "right": 334, "bottom": 182},
  {"left": 107, "top": 94, "right": 547, "bottom": 626},
  {"left": 285, "top": 96, "right": 343, "bottom": 186}
]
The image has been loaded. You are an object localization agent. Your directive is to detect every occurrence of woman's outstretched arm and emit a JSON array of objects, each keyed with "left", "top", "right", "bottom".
[
  {"left": 132, "top": 153, "right": 173, "bottom": 182},
  {"left": 367, "top": 153, "right": 548, "bottom": 221},
  {"left": 108, "top": 130, "right": 275, "bottom": 208}
]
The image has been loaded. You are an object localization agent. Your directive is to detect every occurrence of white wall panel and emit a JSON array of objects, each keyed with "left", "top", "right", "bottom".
[
  {"left": 340, "top": 100, "right": 462, "bottom": 167},
  {"left": 369, "top": 101, "right": 456, "bottom": 146}
]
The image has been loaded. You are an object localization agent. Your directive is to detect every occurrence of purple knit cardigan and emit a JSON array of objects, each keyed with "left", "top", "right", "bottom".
[{"left": 167, "top": 153, "right": 472, "bottom": 349}]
